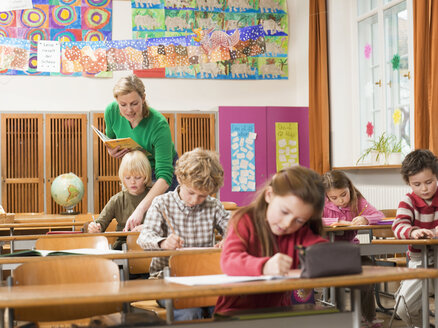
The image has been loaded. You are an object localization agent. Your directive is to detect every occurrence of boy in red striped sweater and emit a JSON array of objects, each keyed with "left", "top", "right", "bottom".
[{"left": 392, "top": 148, "right": 438, "bottom": 327}]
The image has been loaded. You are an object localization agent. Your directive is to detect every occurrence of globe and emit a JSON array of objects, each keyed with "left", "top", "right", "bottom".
[{"left": 51, "top": 173, "right": 84, "bottom": 214}]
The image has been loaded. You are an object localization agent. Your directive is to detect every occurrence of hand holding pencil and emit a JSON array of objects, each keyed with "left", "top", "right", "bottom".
[
  {"left": 159, "top": 210, "right": 184, "bottom": 249},
  {"left": 351, "top": 204, "right": 369, "bottom": 225}
]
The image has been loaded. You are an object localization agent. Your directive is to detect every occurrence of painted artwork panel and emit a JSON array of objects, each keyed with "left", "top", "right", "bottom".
[
  {"left": 0, "top": 36, "right": 30, "bottom": 70},
  {"left": 230, "top": 123, "right": 256, "bottom": 192},
  {"left": 61, "top": 40, "right": 106, "bottom": 73},
  {"left": 275, "top": 122, "right": 298, "bottom": 171}
]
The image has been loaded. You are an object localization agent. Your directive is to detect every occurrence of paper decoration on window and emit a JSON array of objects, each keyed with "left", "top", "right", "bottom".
[
  {"left": 230, "top": 123, "right": 256, "bottom": 192},
  {"left": 393, "top": 108, "right": 402, "bottom": 125},
  {"left": 131, "top": 0, "right": 288, "bottom": 80},
  {"left": 37, "top": 40, "right": 60, "bottom": 72},
  {"left": 0, "top": 0, "right": 33, "bottom": 13},
  {"left": 391, "top": 53, "right": 400, "bottom": 70},
  {"left": 0, "top": 36, "right": 30, "bottom": 70},
  {"left": 364, "top": 43, "right": 371, "bottom": 59},
  {"left": 0, "top": 0, "right": 112, "bottom": 76},
  {"left": 275, "top": 122, "right": 298, "bottom": 171},
  {"left": 366, "top": 121, "right": 374, "bottom": 138}
]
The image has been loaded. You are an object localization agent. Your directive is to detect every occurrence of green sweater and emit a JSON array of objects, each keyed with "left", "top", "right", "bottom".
[
  {"left": 96, "top": 189, "right": 149, "bottom": 250},
  {"left": 104, "top": 101, "right": 176, "bottom": 185}
]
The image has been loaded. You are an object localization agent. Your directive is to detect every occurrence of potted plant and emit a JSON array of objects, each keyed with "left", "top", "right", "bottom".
[
  {"left": 386, "top": 137, "right": 402, "bottom": 165},
  {"left": 356, "top": 133, "right": 400, "bottom": 165}
]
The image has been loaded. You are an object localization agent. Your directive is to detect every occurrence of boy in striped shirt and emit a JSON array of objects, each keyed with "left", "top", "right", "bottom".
[{"left": 392, "top": 149, "right": 438, "bottom": 327}]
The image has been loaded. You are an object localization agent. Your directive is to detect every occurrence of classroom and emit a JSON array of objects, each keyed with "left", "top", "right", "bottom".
[{"left": 1, "top": 0, "right": 438, "bottom": 327}]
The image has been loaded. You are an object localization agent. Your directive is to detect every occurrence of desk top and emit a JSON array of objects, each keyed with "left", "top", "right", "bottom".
[
  {"left": 0, "top": 231, "right": 138, "bottom": 242},
  {"left": 0, "top": 266, "right": 436, "bottom": 309},
  {"left": 0, "top": 248, "right": 222, "bottom": 265},
  {"left": 324, "top": 224, "right": 392, "bottom": 232},
  {"left": 372, "top": 238, "right": 438, "bottom": 245}
]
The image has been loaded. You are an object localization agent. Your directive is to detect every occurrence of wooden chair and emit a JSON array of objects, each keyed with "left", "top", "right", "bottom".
[
  {"left": 221, "top": 201, "right": 238, "bottom": 211},
  {"left": 10, "top": 257, "right": 122, "bottom": 323},
  {"left": 35, "top": 235, "right": 109, "bottom": 250}
]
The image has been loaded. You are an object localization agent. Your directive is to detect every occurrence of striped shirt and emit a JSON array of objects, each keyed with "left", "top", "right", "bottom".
[
  {"left": 137, "top": 186, "right": 230, "bottom": 278},
  {"left": 392, "top": 190, "right": 438, "bottom": 254}
]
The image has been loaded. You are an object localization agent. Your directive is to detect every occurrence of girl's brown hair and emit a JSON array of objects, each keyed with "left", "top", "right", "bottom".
[
  {"left": 232, "top": 165, "right": 325, "bottom": 257},
  {"left": 113, "top": 74, "right": 149, "bottom": 117},
  {"left": 322, "top": 170, "right": 363, "bottom": 216}
]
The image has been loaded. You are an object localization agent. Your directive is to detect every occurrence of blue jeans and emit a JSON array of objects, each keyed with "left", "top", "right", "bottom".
[
  {"left": 152, "top": 153, "right": 179, "bottom": 192},
  {"left": 156, "top": 299, "right": 214, "bottom": 321}
]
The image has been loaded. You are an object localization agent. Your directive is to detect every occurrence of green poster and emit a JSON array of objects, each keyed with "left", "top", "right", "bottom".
[{"left": 275, "top": 122, "right": 298, "bottom": 171}]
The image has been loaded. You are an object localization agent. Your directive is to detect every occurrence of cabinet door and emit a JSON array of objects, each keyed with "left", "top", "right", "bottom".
[
  {"left": 219, "top": 106, "right": 267, "bottom": 206},
  {"left": 266, "top": 106, "right": 309, "bottom": 176}
]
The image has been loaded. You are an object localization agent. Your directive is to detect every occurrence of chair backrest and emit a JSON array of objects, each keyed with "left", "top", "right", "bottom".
[
  {"left": 127, "top": 232, "right": 152, "bottom": 275},
  {"left": 169, "top": 251, "right": 222, "bottom": 309},
  {"left": 35, "top": 235, "right": 109, "bottom": 250},
  {"left": 12, "top": 257, "right": 122, "bottom": 322},
  {"left": 105, "top": 218, "right": 119, "bottom": 246},
  {"left": 221, "top": 201, "right": 238, "bottom": 211},
  {"left": 380, "top": 209, "right": 396, "bottom": 217}
]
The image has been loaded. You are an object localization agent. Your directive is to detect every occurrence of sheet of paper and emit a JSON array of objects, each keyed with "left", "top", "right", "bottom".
[
  {"left": 164, "top": 273, "right": 298, "bottom": 286},
  {"left": 37, "top": 41, "right": 60, "bottom": 72},
  {"left": 0, "top": 0, "right": 33, "bottom": 12}
]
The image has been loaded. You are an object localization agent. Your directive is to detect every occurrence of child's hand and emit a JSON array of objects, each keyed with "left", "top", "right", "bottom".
[
  {"left": 410, "top": 228, "right": 435, "bottom": 239},
  {"left": 263, "top": 253, "right": 293, "bottom": 276},
  {"left": 160, "top": 234, "right": 184, "bottom": 249},
  {"left": 88, "top": 222, "right": 102, "bottom": 233},
  {"left": 214, "top": 240, "right": 224, "bottom": 248},
  {"left": 351, "top": 216, "right": 369, "bottom": 225},
  {"left": 131, "top": 224, "right": 144, "bottom": 232}
]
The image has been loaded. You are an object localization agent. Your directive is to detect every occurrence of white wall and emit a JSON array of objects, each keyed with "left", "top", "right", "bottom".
[{"left": 0, "top": 0, "right": 309, "bottom": 113}]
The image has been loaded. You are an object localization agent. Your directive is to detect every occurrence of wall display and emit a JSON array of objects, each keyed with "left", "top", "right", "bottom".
[
  {"left": 0, "top": 0, "right": 112, "bottom": 76},
  {"left": 230, "top": 123, "right": 256, "bottom": 192},
  {"left": 0, "top": 36, "right": 30, "bottom": 70},
  {"left": 275, "top": 122, "right": 298, "bottom": 171},
  {"left": 131, "top": 0, "right": 288, "bottom": 79}
]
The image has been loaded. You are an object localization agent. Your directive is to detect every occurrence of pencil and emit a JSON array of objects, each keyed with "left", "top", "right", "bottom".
[
  {"left": 92, "top": 215, "right": 96, "bottom": 223},
  {"left": 358, "top": 204, "right": 368, "bottom": 216},
  {"left": 161, "top": 210, "right": 176, "bottom": 235}
]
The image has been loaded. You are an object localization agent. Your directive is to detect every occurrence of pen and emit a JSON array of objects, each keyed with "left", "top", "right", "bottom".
[
  {"left": 161, "top": 210, "right": 176, "bottom": 235},
  {"left": 358, "top": 204, "right": 368, "bottom": 216}
]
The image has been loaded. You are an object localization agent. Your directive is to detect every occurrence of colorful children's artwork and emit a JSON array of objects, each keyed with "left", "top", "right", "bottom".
[
  {"left": 106, "top": 39, "right": 149, "bottom": 71},
  {"left": 0, "top": 36, "right": 30, "bottom": 70},
  {"left": 275, "top": 122, "right": 298, "bottom": 171},
  {"left": 131, "top": 0, "right": 288, "bottom": 79},
  {"left": 61, "top": 41, "right": 106, "bottom": 74},
  {"left": 0, "top": 0, "right": 112, "bottom": 76},
  {"left": 230, "top": 123, "right": 257, "bottom": 192}
]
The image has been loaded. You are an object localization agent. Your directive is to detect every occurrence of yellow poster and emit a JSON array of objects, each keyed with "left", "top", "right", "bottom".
[{"left": 275, "top": 122, "right": 299, "bottom": 172}]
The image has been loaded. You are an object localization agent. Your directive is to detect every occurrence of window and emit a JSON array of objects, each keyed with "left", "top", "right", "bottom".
[{"left": 357, "top": 0, "right": 413, "bottom": 162}]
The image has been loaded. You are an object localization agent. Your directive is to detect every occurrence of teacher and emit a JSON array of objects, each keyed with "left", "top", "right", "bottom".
[{"left": 105, "top": 74, "right": 178, "bottom": 231}]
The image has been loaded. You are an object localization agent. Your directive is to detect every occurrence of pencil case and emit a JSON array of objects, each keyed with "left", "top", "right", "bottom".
[{"left": 297, "top": 241, "right": 362, "bottom": 278}]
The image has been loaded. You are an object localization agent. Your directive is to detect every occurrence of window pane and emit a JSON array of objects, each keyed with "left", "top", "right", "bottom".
[
  {"left": 357, "top": 0, "right": 377, "bottom": 16},
  {"left": 358, "top": 15, "right": 381, "bottom": 154},
  {"left": 384, "top": 1, "right": 410, "bottom": 154}
]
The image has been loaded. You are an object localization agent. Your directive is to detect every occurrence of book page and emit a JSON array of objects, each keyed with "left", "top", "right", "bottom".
[{"left": 91, "top": 125, "right": 110, "bottom": 142}]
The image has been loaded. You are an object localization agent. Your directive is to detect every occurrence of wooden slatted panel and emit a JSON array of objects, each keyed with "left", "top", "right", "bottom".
[
  {"left": 45, "top": 114, "right": 88, "bottom": 214},
  {"left": 161, "top": 112, "right": 175, "bottom": 144},
  {"left": 92, "top": 113, "right": 122, "bottom": 213},
  {"left": 1, "top": 114, "right": 44, "bottom": 213},
  {"left": 176, "top": 113, "right": 216, "bottom": 156}
]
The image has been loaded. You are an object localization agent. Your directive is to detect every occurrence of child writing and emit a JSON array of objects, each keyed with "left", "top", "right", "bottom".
[
  {"left": 322, "top": 170, "right": 384, "bottom": 328},
  {"left": 215, "top": 165, "right": 327, "bottom": 314},
  {"left": 392, "top": 149, "right": 438, "bottom": 327},
  {"left": 88, "top": 150, "right": 151, "bottom": 250},
  {"left": 137, "top": 148, "right": 230, "bottom": 321}
]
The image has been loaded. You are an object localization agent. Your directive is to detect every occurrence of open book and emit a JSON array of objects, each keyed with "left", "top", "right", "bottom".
[
  {"left": 1, "top": 248, "right": 123, "bottom": 257},
  {"left": 91, "top": 125, "right": 142, "bottom": 151},
  {"left": 164, "top": 273, "right": 299, "bottom": 286}
]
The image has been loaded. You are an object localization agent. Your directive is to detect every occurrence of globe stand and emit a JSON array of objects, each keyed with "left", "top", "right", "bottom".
[{"left": 61, "top": 205, "right": 79, "bottom": 215}]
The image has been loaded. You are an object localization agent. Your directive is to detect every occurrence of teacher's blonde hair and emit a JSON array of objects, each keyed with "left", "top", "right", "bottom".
[{"left": 113, "top": 74, "right": 149, "bottom": 117}]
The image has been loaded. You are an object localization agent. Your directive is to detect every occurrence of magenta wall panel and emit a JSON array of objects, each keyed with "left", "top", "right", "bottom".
[
  {"left": 266, "top": 106, "right": 310, "bottom": 173},
  {"left": 219, "top": 107, "right": 268, "bottom": 206},
  {"left": 219, "top": 106, "right": 310, "bottom": 207}
]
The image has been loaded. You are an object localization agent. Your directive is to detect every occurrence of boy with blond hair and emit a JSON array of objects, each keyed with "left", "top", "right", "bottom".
[
  {"left": 392, "top": 149, "right": 438, "bottom": 327},
  {"left": 137, "top": 148, "right": 229, "bottom": 320}
]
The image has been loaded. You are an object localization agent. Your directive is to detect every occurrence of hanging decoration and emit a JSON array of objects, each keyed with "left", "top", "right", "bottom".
[
  {"left": 364, "top": 43, "right": 371, "bottom": 59},
  {"left": 366, "top": 121, "right": 374, "bottom": 138},
  {"left": 393, "top": 108, "right": 402, "bottom": 125},
  {"left": 391, "top": 53, "right": 400, "bottom": 70}
]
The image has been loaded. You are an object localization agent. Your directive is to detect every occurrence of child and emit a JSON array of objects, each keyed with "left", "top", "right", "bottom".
[
  {"left": 392, "top": 149, "right": 438, "bottom": 327},
  {"left": 215, "top": 165, "right": 327, "bottom": 314},
  {"left": 322, "top": 170, "right": 384, "bottom": 328},
  {"left": 88, "top": 150, "right": 152, "bottom": 250},
  {"left": 137, "top": 148, "right": 230, "bottom": 320}
]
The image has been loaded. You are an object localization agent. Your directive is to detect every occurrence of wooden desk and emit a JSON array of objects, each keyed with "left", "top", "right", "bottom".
[
  {"left": 0, "top": 248, "right": 222, "bottom": 281},
  {"left": 1, "top": 266, "right": 437, "bottom": 328}
]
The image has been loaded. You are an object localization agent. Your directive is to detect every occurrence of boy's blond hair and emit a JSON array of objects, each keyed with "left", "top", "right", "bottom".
[
  {"left": 119, "top": 150, "right": 152, "bottom": 191},
  {"left": 175, "top": 148, "right": 224, "bottom": 194}
]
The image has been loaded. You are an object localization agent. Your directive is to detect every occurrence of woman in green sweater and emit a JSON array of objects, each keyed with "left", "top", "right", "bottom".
[{"left": 105, "top": 74, "right": 178, "bottom": 231}]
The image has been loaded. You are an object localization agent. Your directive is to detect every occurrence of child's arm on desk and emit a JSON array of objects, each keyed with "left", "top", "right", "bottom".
[{"left": 411, "top": 228, "right": 435, "bottom": 239}]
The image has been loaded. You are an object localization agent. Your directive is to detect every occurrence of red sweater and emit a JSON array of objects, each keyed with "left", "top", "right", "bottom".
[{"left": 215, "top": 213, "right": 327, "bottom": 314}]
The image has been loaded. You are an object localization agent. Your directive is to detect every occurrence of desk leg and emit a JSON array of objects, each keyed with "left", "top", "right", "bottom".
[
  {"left": 351, "top": 288, "right": 361, "bottom": 328},
  {"left": 435, "top": 247, "right": 438, "bottom": 328},
  {"left": 421, "top": 245, "right": 429, "bottom": 328},
  {"left": 0, "top": 309, "right": 3, "bottom": 328}
]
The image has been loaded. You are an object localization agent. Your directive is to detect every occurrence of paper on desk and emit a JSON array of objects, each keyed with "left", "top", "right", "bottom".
[{"left": 165, "top": 273, "right": 299, "bottom": 286}]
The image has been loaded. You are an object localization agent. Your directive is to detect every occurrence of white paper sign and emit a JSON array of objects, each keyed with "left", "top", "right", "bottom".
[
  {"left": 37, "top": 40, "right": 60, "bottom": 72},
  {"left": 0, "top": 0, "right": 33, "bottom": 12}
]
